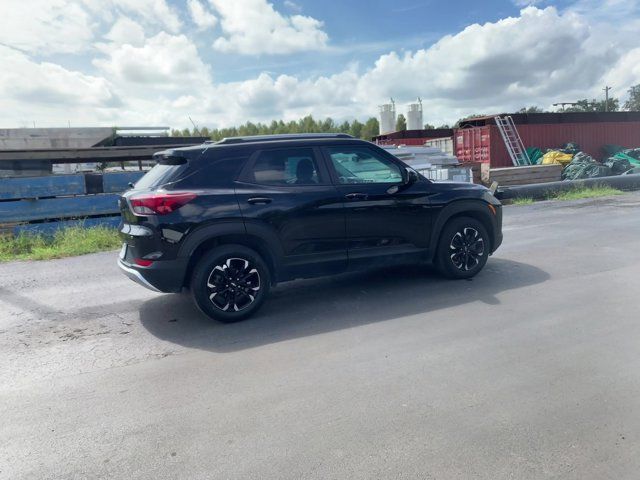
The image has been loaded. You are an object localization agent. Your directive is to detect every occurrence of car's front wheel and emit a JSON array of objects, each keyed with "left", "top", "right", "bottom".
[
  {"left": 191, "top": 245, "right": 270, "bottom": 323},
  {"left": 436, "top": 217, "right": 490, "bottom": 279}
]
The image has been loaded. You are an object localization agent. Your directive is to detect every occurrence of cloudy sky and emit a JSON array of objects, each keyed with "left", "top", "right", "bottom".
[{"left": 1, "top": 0, "right": 639, "bottom": 129}]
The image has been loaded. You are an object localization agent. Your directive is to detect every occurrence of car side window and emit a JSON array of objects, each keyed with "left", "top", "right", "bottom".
[
  {"left": 173, "top": 156, "right": 249, "bottom": 188},
  {"left": 246, "top": 148, "right": 324, "bottom": 186},
  {"left": 326, "top": 147, "right": 403, "bottom": 184}
]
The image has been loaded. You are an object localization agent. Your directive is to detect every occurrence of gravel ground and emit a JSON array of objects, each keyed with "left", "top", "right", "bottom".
[{"left": 1, "top": 192, "right": 640, "bottom": 479}]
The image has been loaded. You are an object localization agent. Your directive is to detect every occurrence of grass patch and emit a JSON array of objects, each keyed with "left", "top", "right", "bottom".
[
  {"left": 548, "top": 185, "right": 623, "bottom": 201},
  {"left": 511, "top": 197, "right": 535, "bottom": 205},
  {"left": 0, "top": 226, "right": 120, "bottom": 262}
]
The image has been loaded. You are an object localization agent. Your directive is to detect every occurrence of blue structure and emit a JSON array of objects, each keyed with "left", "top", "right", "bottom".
[{"left": 0, "top": 171, "right": 145, "bottom": 235}]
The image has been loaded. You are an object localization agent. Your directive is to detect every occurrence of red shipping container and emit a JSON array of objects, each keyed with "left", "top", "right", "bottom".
[{"left": 454, "top": 113, "right": 640, "bottom": 167}]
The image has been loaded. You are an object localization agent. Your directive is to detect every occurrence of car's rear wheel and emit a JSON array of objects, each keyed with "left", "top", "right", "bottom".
[
  {"left": 436, "top": 217, "right": 490, "bottom": 279},
  {"left": 191, "top": 245, "right": 270, "bottom": 323}
]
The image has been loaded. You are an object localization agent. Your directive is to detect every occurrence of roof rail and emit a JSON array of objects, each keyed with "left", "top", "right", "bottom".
[{"left": 214, "top": 133, "right": 354, "bottom": 145}]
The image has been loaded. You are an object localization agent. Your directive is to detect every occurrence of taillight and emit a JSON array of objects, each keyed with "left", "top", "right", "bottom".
[
  {"left": 134, "top": 258, "right": 154, "bottom": 267},
  {"left": 129, "top": 192, "right": 196, "bottom": 216}
]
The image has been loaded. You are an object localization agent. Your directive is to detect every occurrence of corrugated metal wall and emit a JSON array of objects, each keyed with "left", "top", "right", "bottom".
[
  {"left": 454, "top": 127, "right": 492, "bottom": 164},
  {"left": 455, "top": 122, "right": 640, "bottom": 167}
]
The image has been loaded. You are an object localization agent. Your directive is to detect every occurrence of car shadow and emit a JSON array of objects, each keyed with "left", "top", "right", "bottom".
[{"left": 139, "top": 258, "right": 549, "bottom": 353}]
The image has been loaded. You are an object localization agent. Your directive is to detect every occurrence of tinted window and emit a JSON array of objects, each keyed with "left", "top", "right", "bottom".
[
  {"left": 246, "top": 148, "right": 323, "bottom": 185},
  {"left": 134, "top": 163, "right": 188, "bottom": 190},
  {"left": 173, "top": 156, "right": 248, "bottom": 188},
  {"left": 326, "top": 147, "right": 403, "bottom": 184}
]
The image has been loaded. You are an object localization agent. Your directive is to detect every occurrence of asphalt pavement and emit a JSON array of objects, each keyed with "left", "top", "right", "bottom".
[{"left": 1, "top": 193, "right": 640, "bottom": 479}]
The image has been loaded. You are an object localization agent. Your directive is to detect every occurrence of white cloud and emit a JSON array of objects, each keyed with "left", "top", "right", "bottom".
[
  {"left": 192, "top": 5, "right": 635, "bottom": 126},
  {"left": 101, "top": 0, "right": 182, "bottom": 33},
  {"left": 104, "top": 16, "right": 146, "bottom": 46},
  {"left": 94, "top": 32, "right": 212, "bottom": 90},
  {"left": 0, "top": 45, "right": 121, "bottom": 126},
  {"left": 0, "top": 46, "right": 118, "bottom": 107},
  {"left": 2, "top": 3, "right": 640, "bottom": 129},
  {"left": 353, "top": 6, "right": 619, "bottom": 121},
  {"left": 209, "top": 0, "right": 328, "bottom": 54},
  {"left": 0, "top": 0, "right": 183, "bottom": 55},
  {"left": 603, "top": 48, "right": 640, "bottom": 101},
  {"left": 283, "top": 0, "right": 302, "bottom": 12},
  {"left": 188, "top": 0, "right": 218, "bottom": 30},
  {"left": 512, "top": 0, "right": 545, "bottom": 6},
  {"left": 0, "top": 0, "right": 94, "bottom": 54}
]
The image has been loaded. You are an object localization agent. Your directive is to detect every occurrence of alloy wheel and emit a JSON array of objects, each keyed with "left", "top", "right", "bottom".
[
  {"left": 206, "top": 257, "right": 261, "bottom": 312},
  {"left": 449, "top": 227, "right": 485, "bottom": 271}
]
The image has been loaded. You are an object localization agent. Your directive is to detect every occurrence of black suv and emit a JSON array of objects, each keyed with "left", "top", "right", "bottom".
[{"left": 118, "top": 134, "right": 502, "bottom": 322}]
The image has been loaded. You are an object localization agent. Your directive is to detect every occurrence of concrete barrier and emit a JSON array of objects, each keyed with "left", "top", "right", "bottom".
[{"left": 497, "top": 173, "right": 640, "bottom": 200}]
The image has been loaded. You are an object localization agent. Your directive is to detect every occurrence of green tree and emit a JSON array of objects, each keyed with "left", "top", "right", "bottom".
[
  {"left": 565, "top": 98, "right": 619, "bottom": 112},
  {"left": 272, "top": 120, "right": 287, "bottom": 134},
  {"left": 349, "top": 119, "right": 363, "bottom": 139},
  {"left": 338, "top": 120, "right": 351, "bottom": 133},
  {"left": 184, "top": 115, "right": 386, "bottom": 141},
  {"left": 423, "top": 123, "right": 435, "bottom": 130},
  {"left": 319, "top": 117, "right": 336, "bottom": 133},
  {"left": 361, "top": 117, "right": 380, "bottom": 140},
  {"left": 298, "top": 115, "right": 318, "bottom": 133},
  {"left": 437, "top": 124, "right": 451, "bottom": 129},
  {"left": 517, "top": 106, "right": 545, "bottom": 113},
  {"left": 624, "top": 84, "right": 640, "bottom": 111},
  {"left": 395, "top": 113, "right": 407, "bottom": 131},
  {"left": 454, "top": 114, "right": 486, "bottom": 127}
]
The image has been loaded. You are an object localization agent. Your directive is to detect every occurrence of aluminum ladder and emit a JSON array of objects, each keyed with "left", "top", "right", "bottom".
[{"left": 495, "top": 116, "right": 531, "bottom": 166}]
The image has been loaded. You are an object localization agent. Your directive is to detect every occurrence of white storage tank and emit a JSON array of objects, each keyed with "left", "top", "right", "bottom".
[
  {"left": 378, "top": 99, "right": 396, "bottom": 135},
  {"left": 406, "top": 98, "right": 423, "bottom": 130}
]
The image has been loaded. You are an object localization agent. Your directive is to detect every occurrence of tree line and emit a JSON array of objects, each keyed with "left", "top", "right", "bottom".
[
  {"left": 171, "top": 116, "right": 381, "bottom": 140},
  {"left": 516, "top": 83, "right": 640, "bottom": 114},
  {"left": 172, "top": 83, "right": 640, "bottom": 138}
]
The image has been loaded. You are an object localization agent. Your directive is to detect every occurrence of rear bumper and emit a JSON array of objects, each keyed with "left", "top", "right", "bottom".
[
  {"left": 118, "top": 259, "right": 161, "bottom": 292},
  {"left": 117, "top": 257, "right": 188, "bottom": 293}
]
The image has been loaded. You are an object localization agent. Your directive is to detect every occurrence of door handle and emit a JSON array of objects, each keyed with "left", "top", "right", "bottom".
[
  {"left": 247, "top": 197, "right": 272, "bottom": 205},
  {"left": 345, "top": 193, "right": 368, "bottom": 200}
]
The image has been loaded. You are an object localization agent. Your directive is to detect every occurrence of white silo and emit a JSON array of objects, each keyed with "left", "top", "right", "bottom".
[
  {"left": 378, "top": 99, "right": 396, "bottom": 135},
  {"left": 406, "top": 98, "right": 423, "bottom": 130}
]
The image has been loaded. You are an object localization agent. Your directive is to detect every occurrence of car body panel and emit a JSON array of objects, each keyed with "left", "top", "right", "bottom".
[{"left": 116, "top": 137, "right": 503, "bottom": 293}]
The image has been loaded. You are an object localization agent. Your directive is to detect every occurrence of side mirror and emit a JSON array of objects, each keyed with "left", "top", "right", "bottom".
[
  {"left": 405, "top": 168, "right": 419, "bottom": 185},
  {"left": 389, "top": 168, "right": 419, "bottom": 194}
]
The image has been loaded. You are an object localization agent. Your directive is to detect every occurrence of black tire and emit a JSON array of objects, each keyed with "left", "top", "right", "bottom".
[
  {"left": 191, "top": 245, "right": 271, "bottom": 323},
  {"left": 435, "top": 216, "right": 490, "bottom": 279}
]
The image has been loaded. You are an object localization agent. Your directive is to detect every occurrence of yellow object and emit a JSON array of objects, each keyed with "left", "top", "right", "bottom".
[{"left": 541, "top": 151, "right": 574, "bottom": 166}]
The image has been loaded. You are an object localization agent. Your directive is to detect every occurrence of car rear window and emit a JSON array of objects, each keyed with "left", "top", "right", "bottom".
[{"left": 134, "top": 162, "right": 189, "bottom": 190}]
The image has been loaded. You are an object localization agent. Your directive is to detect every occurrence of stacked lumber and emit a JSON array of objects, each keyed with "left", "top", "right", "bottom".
[{"left": 488, "top": 164, "right": 562, "bottom": 186}]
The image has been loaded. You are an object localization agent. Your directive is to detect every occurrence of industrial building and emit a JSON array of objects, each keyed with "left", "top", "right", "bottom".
[
  {"left": 374, "top": 111, "right": 640, "bottom": 168},
  {"left": 374, "top": 128, "right": 453, "bottom": 146},
  {"left": 0, "top": 127, "right": 206, "bottom": 177},
  {"left": 378, "top": 98, "right": 425, "bottom": 135}
]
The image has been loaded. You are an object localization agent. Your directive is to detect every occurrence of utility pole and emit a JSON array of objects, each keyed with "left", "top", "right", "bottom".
[
  {"left": 553, "top": 102, "right": 578, "bottom": 112},
  {"left": 603, "top": 86, "right": 612, "bottom": 112}
]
